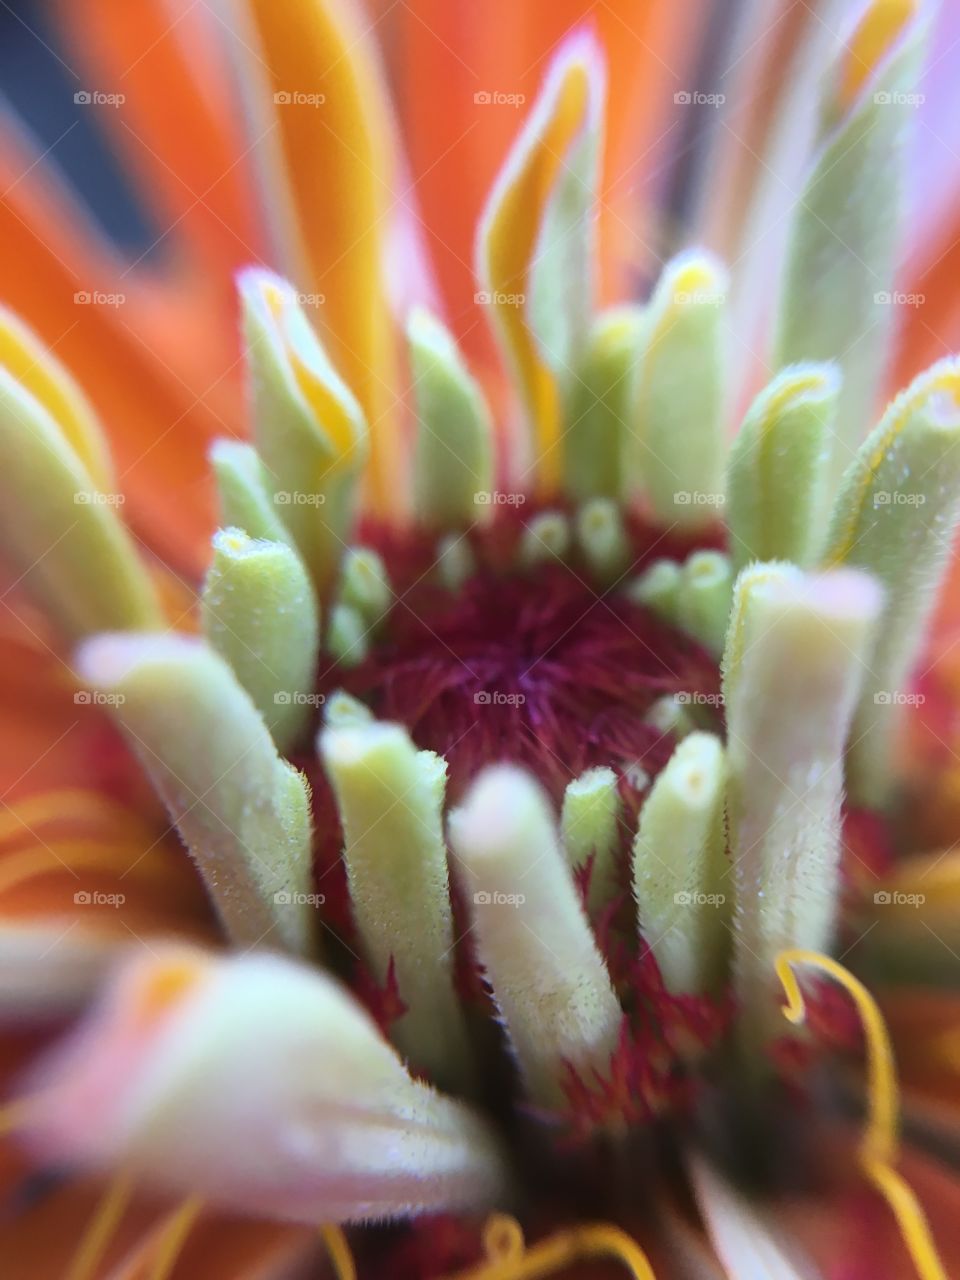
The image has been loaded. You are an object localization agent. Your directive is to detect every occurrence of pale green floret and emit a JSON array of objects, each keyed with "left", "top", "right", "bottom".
[
  {"left": 563, "top": 306, "right": 644, "bottom": 502},
  {"left": 436, "top": 534, "right": 476, "bottom": 593},
  {"left": 337, "top": 546, "right": 392, "bottom": 627},
  {"left": 320, "top": 720, "right": 471, "bottom": 1089},
  {"left": 644, "top": 694, "right": 696, "bottom": 741},
  {"left": 631, "top": 732, "right": 729, "bottom": 995},
  {"left": 201, "top": 528, "right": 320, "bottom": 754},
  {"left": 631, "top": 251, "right": 729, "bottom": 529},
  {"left": 773, "top": 13, "right": 927, "bottom": 503},
  {"left": 527, "top": 85, "right": 600, "bottom": 379},
  {"left": 675, "top": 551, "right": 734, "bottom": 656},
  {"left": 625, "top": 558, "right": 682, "bottom": 621},
  {"left": 449, "top": 766, "right": 623, "bottom": 1110},
  {"left": 721, "top": 567, "right": 883, "bottom": 1045},
  {"left": 576, "top": 498, "right": 630, "bottom": 582},
  {"left": 241, "top": 270, "right": 369, "bottom": 598},
  {"left": 209, "top": 439, "right": 290, "bottom": 544},
  {"left": 726, "top": 363, "right": 839, "bottom": 570},
  {"left": 519, "top": 509, "right": 570, "bottom": 568},
  {"left": 560, "top": 766, "right": 622, "bottom": 911},
  {"left": 326, "top": 602, "right": 369, "bottom": 667},
  {"left": 323, "top": 689, "right": 374, "bottom": 729},
  {"left": 74, "top": 633, "right": 316, "bottom": 956},
  {"left": 0, "top": 369, "right": 162, "bottom": 642},
  {"left": 822, "top": 358, "right": 960, "bottom": 807},
  {"left": 408, "top": 308, "right": 494, "bottom": 528},
  {"left": 39, "top": 950, "right": 508, "bottom": 1224}
]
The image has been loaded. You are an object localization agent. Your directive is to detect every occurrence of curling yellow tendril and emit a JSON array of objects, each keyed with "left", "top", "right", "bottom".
[
  {"left": 444, "top": 1214, "right": 657, "bottom": 1280},
  {"left": 320, "top": 1215, "right": 656, "bottom": 1280},
  {"left": 321, "top": 1224, "right": 358, "bottom": 1280},
  {"left": 64, "top": 1172, "right": 134, "bottom": 1280},
  {"left": 776, "top": 949, "right": 946, "bottom": 1280},
  {"left": 148, "top": 1196, "right": 205, "bottom": 1280}
]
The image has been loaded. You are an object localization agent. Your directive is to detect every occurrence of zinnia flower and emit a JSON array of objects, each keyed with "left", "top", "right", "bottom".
[{"left": 2, "top": 0, "right": 960, "bottom": 1276}]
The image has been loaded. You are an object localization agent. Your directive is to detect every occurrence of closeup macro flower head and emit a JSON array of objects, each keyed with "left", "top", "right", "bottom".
[{"left": 5, "top": 0, "right": 960, "bottom": 1276}]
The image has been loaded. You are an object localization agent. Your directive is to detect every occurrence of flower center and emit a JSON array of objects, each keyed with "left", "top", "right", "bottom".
[{"left": 327, "top": 512, "right": 722, "bottom": 802}]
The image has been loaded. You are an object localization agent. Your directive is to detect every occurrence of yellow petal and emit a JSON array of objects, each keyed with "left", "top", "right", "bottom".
[
  {"left": 240, "top": 0, "right": 399, "bottom": 517},
  {"left": 0, "top": 306, "right": 113, "bottom": 492},
  {"left": 477, "top": 33, "right": 604, "bottom": 497}
]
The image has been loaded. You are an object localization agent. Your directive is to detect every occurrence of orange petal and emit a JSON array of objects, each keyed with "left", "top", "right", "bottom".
[
  {"left": 53, "top": 0, "right": 268, "bottom": 286},
  {"left": 241, "top": 0, "right": 401, "bottom": 518}
]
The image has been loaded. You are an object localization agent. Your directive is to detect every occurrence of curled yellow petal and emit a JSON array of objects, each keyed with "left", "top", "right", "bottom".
[
  {"left": 836, "top": 0, "right": 919, "bottom": 116},
  {"left": 241, "top": 0, "right": 398, "bottom": 516},
  {"left": 477, "top": 33, "right": 604, "bottom": 497},
  {"left": 776, "top": 950, "right": 947, "bottom": 1280},
  {"left": 0, "top": 366, "right": 161, "bottom": 641},
  {"left": 0, "top": 305, "right": 112, "bottom": 492}
]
